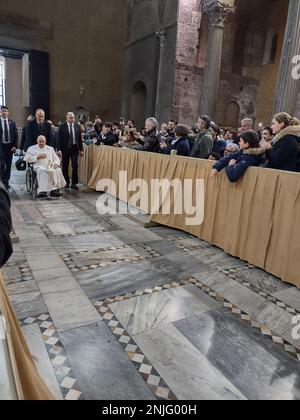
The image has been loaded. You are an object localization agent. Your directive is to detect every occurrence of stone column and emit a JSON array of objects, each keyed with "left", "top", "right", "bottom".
[
  {"left": 200, "top": 0, "right": 235, "bottom": 118},
  {"left": 155, "top": 28, "right": 167, "bottom": 122},
  {"left": 274, "top": 0, "right": 300, "bottom": 114}
]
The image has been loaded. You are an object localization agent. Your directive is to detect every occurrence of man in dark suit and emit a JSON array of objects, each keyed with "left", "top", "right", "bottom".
[
  {"left": 24, "top": 109, "right": 52, "bottom": 151},
  {"left": 57, "top": 112, "right": 84, "bottom": 190},
  {"left": 0, "top": 181, "right": 13, "bottom": 266},
  {"left": 20, "top": 114, "right": 35, "bottom": 151},
  {"left": 0, "top": 106, "right": 18, "bottom": 190}
]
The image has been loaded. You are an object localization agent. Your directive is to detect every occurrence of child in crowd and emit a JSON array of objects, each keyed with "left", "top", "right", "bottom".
[{"left": 210, "top": 130, "right": 265, "bottom": 182}]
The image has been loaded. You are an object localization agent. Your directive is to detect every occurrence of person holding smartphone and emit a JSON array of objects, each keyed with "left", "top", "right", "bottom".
[{"left": 160, "top": 125, "right": 190, "bottom": 157}]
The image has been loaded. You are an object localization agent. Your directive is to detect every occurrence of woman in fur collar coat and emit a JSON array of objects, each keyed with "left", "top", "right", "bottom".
[
  {"left": 210, "top": 130, "right": 266, "bottom": 183},
  {"left": 262, "top": 112, "right": 300, "bottom": 172}
]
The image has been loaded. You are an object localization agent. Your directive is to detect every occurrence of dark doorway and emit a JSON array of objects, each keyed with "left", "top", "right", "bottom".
[
  {"left": 29, "top": 50, "right": 50, "bottom": 118},
  {"left": 130, "top": 81, "right": 147, "bottom": 130},
  {"left": 0, "top": 47, "right": 50, "bottom": 126},
  {"left": 224, "top": 102, "right": 240, "bottom": 129}
]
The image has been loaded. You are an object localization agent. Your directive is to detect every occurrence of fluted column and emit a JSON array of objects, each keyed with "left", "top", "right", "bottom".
[
  {"left": 155, "top": 28, "right": 167, "bottom": 122},
  {"left": 200, "top": 1, "right": 235, "bottom": 118},
  {"left": 274, "top": 0, "right": 300, "bottom": 114}
]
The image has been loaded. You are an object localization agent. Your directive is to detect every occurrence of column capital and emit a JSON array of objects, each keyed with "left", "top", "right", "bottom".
[
  {"left": 156, "top": 28, "right": 167, "bottom": 48},
  {"left": 202, "top": 0, "right": 235, "bottom": 28}
]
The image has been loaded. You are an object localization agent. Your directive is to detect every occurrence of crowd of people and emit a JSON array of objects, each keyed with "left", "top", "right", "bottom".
[
  {"left": 1, "top": 105, "right": 300, "bottom": 199},
  {"left": 75, "top": 112, "right": 300, "bottom": 182}
]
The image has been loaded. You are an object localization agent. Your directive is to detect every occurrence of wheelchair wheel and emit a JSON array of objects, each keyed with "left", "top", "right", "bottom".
[
  {"left": 32, "top": 176, "right": 39, "bottom": 199},
  {"left": 26, "top": 169, "right": 32, "bottom": 193}
]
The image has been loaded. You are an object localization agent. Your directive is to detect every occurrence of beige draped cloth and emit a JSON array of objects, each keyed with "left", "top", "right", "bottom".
[
  {"left": 0, "top": 273, "right": 54, "bottom": 400},
  {"left": 81, "top": 146, "right": 300, "bottom": 289}
]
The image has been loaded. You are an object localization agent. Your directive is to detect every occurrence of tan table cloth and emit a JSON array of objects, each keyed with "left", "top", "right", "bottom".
[
  {"left": 0, "top": 273, "right": 54, "bottom": 400},
  {"left": 82, "top": 146, "right": 300, "bottom": 289}
]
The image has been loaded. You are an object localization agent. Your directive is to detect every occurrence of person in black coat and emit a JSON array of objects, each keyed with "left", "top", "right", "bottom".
[
  {"left": 211, "top": 123, "right": 227, "bottom": 158},
  {"left": 160, "top": 125, "right": 190, "bottom": 157},
  {"left": 261, "top": 112, "right": 300, "bottom": 172},
  {"left": 0, "top": 106, "right": 18, "bottom": 190},
  {"left": 166, "top": 120, "right": 177, "bottom": 143},
  {"left": 24, "top": 109, "right": 53, "bottom": 151},
  {"left": 57, "top": 112, "right": 84, "bottom": 190},
  {"left": 0, "top": 181, "right": 13, "bottom": 267},
  {"left": 20, "top": 115, "right": 35, "bottom": 151},
  {"left": 210, "top": 130, "right": 266, "bottom": 183},
  {"left": 142, "top": 118, "right": 160, "bottom": 153},
  {"left": 96, "top": 123, "right": 118, "bottom": 146}
]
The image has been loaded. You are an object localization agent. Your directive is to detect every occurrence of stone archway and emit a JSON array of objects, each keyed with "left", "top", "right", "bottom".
[
  {"left": 130, "top": 81, "right": 147, "bottom": 130},
  {"left": 224, "top": 101, "right": 240, "bottom": 128}
]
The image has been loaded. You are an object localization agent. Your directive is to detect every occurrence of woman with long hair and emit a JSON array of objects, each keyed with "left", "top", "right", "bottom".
[{"left": 262, "top": 112, "right": 300, "bottom": 172}]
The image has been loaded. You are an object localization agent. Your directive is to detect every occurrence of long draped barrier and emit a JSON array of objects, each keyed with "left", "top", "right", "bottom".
[
  {"left": 83, "top": 146, "right": 300, "bottom": 288},
  {"left": 0, "top": 273, "right": 54, "bottom": 400}
]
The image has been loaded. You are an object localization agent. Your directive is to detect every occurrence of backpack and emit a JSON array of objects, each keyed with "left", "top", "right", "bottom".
[{"left": 15, "top": 156, "right": 27, "bottom": 171}]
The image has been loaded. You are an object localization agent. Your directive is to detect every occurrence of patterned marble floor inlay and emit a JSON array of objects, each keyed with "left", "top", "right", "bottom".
[
  {"left": 93, "top": 277, "right": 300, "bottom": 400},
  {"left": 219, "top": 267, "right": 300, "bottom": 316},
  {"left": 2, "top": 261, "right": 34, "bottom": 285},
  {"left": 60, "top": 243, "right": 161, "bottom": 272},
  {"left": 36, "top": 219, "right": 120, "bottom": 238},
  {"left": 6, "top": 167, "right": 300, "bottom": 400},
  {"left": 20, "top": 314, "right": 83, "bottom": 400}
]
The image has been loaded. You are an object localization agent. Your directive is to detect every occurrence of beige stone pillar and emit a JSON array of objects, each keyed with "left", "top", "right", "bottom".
[
  {"left": 274, "top": 0, "right": 300, "bottom": 115},
  {"left": 200, "top": 0, "right": 235, "bottom": 118}
]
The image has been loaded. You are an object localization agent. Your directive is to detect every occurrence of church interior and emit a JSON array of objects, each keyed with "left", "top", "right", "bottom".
[{"left": 1, "top": 0, "right": 300, "bottom": 402}]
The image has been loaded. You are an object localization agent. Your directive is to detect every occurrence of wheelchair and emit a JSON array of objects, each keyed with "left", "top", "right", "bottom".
[{"left": 25, "top": 164, "right": 39, "bottom": 198}]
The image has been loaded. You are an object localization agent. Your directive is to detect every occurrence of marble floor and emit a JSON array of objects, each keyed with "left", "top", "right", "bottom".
[{"left": 2, "top": 168, "right": 300, "bottom": 400}]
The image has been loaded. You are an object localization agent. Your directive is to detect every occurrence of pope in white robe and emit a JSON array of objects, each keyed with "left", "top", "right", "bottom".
[{"left": 24, "top": 135, "right": 66, "bottom": 196}]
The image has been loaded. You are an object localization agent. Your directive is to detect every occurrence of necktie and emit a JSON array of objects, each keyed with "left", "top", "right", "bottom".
[
  {"left": 70, "top": 125, "right": 75, "bottom": 146},
  {"left": 39, "top": 123, "right": 43, "bottom": 133},
  {"left": 3, "top": 120, "right": 9, "bottom": 143}
]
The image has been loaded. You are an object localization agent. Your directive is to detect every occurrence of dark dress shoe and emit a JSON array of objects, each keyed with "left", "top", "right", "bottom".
[
  {"left": 71, "top": 184, "right": 79, "bottom": 190},
  {"left": 38, "top": 192, "right": 47, "bottom": 199},
  {"left": 50, "top": 190, "right": 61, "bottom": 198}
]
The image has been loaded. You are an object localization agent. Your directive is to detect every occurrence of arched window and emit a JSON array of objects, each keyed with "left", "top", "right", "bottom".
[
  {"left": 263, "top": 30, "right": 279, "bottom": 65},
  {"left": 0, "top": 56, "right": 6, "bottom": 106},
  {"left": 224, "top": 102, "right": 240, "bottom": 128},
  {"left": 130, "top": 81, "right": 147, "bottom": 130}
]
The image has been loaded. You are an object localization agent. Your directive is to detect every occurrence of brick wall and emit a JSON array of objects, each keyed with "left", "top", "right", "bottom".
[{"left": 256, "top": 0, "right": 289, "bottom": 125}]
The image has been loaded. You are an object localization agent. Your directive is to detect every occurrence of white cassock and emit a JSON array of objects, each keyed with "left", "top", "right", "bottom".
[{"left": 24, "top": 145, "right": 66, "bottom": 193}]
